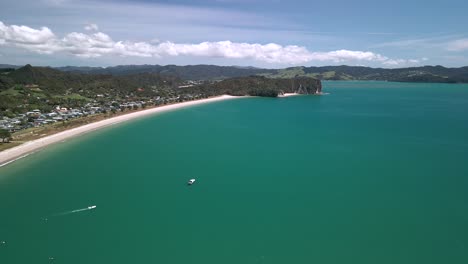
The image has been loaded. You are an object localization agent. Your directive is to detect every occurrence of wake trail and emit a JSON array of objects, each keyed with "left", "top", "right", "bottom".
[{"left": 46, "top": 205, "right": 97, "bottom": 219}]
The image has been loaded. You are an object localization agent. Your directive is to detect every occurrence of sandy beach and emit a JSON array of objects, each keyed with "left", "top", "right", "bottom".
[
  {"left": 0, "top": 95, "right": 239, "bottom": 167},
  {"left": 278, "top": 93, "right": 300, "bottom": 97}
]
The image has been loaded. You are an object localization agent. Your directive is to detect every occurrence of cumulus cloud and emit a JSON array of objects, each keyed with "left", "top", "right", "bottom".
[
  {"left": 0, "top": 21, "right": 418, "bottom": 66},
  {"left": 0, "top": 21, "right": 55, "bottom": 44},
  {"left": 84, "top": 23, "right": 99, "bottom": 31},
  {"left": 447, "top": 38, "right": 468, "bottom": 51},
  {"left": 309, "top": 50, "right": 389, "bottom": 63}
]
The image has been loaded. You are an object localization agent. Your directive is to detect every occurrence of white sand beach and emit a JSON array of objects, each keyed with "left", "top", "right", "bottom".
[
  {"left": 279, "top": 93, "right": 300, "bottom": 97},
  {"left": 0, "top": 95, "right": 239, "bottom": 167}
]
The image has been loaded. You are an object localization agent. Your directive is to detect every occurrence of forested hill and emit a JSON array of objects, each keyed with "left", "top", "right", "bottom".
[
  {"left": 0, "top": 64, "right": 180, "bottom": 96},
  {"left": 56, "top": 64, "right": 276, "bottom": 80},
  {"left": 2, "top": 64, "right": 468, "bottom": 83},
  {"left": 261, "top": 65, "right": 468, "bottom": 83},
  {"left": 0, "top": 65, "right": 321, "bottom": 114},
  {"left": 0, "top": 65, "right": 320, "bottom": 97},
  {"left": 55, "top": 64, "right": 468, "bottom": 83},
  {"left": 182, "top": 76, "right": 322, "bottom": 97}
]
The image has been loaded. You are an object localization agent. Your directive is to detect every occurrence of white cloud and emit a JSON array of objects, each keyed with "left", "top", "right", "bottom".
[
  {"left": 154, "top": 41, "right": 314, "bottom": 64},
  {"left": 381, "top": 58, "right": 424, "bottom": 66},
  {"left": 382, "top": 59, "right": 407, "bottom": 66},
  {"left": 447, "top": 38, "right": 468, "bottom": 51},
  {"left": 309, "top": 50, "right": 389, "bottom": 63},
  {"left": 0, "top": 21, "right": 55, "bottom": 44},
  {"left": 0, "top": 21, "right": 419, "bottom": 66},
  {"left": 84, "top": 23, "right": 99, "bottom": 31}
]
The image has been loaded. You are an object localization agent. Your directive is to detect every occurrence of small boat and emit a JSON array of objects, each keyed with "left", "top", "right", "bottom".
[
  {"left": 88, "top": 205, "right": 97, "bottom": 209},
  {"left": 187, "top": 179, "right": 196, "bottom": 185}
]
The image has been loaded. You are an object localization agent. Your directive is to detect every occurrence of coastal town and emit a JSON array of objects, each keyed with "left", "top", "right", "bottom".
[
  {"left": 0, "top": 93, "right": 205, "bottom": 133},
  {"left": 0, "top": 64, "right": 322, "bottom": 152}
]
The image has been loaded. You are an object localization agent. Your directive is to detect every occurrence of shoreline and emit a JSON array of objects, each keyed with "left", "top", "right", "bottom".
[
  {"left": 0, "top": 95, "right": 240, "bottom": 167},
  {"left": 279, "top": 93, "right": 300, "bottom": 97}
]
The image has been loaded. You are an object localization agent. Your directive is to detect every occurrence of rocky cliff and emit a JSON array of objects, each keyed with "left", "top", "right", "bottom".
[{"left": 290, "top": 77, "right": 322, "bottom": 94}]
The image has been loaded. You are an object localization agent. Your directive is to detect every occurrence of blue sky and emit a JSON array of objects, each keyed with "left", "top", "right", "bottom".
[{"left": 1, "top": 0, "right": 468, "bottom": 68}]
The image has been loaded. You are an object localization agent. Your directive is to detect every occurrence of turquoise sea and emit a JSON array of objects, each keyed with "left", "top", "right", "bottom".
[{"left": 1, "top": 81, "right": 468, "bottom": 264}]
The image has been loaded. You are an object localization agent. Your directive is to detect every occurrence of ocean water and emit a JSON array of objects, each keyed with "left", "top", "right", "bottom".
[{"left": 1, "top": 81, "right": 468, "bottom": 264}]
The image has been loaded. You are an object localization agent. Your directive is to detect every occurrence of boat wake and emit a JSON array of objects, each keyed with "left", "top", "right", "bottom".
[{"left": 49, "top": 205, "right": 97, "bottom": 218}]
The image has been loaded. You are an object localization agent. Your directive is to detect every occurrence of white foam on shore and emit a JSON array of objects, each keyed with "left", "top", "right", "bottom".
[{"left": 0, "top": 153, "right": 32, "bottom": 168}]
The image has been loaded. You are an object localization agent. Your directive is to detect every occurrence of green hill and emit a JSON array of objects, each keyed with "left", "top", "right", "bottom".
[
  {"left": 55, "top": 64, "right": 468, "bottom": 83},
  {"left": 181, "top": 76, "right": 321, "bottom": 97},
  {"left": 57, "top": 64, "right": 276, "bottom": 80},
  {"left": 263, "top": 65, "right": 468, "bottom": 83},
  {"left": 0, "top": 65, "right": 321, "bottom": 114}
]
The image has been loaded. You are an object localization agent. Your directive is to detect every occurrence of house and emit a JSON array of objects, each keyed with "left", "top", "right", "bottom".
[{"left": 26, "top": 111, "right": 41, "bottom": 118}]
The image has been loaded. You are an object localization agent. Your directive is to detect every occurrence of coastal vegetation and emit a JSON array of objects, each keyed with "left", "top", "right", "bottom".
[
  {"left": 0, "top": 65, "right": 321, "bottom": 115},
  {"left": 56, "top": 64, "right": 274, "bottom": 80},
  {"left": 0, "top": 65, "right": 321, "bottom": 153},
  {"left": 0, "top": 129, "right": 11, "bottom": 143},
  {"left": 4, "top": 61, "right": 467, "bottom": 154},
  {"left": 180, "top": 76, "right": 321, "bottom": 97}
]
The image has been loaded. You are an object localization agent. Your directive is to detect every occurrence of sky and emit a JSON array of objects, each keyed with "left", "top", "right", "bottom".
[{"left": 1, "top": 0, "right": 468, "bottom": 68}]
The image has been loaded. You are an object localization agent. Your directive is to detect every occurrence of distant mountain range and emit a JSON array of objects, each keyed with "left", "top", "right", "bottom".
[
  {"left": 0, "top": 64, "right": 21, "bottom": 69},
  {"left": 0, "top": 64, "right": 180, "bottom": 95},
  {"left": 55, "top": 65, "right": 274, "bottom": 80},
  {"left": 1, "top": 64, "right": 468, "bottom": 83},
  {"left": 262, "top": 65, "right": 468, "bottom": 83}
]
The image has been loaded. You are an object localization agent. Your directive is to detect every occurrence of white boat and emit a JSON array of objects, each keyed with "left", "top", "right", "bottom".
[
  {"left": 88, "top": 205, "right": 97, "bottom": 209},
  {"left": 187, "top": 179, "right": 196, "bottom": 185}
]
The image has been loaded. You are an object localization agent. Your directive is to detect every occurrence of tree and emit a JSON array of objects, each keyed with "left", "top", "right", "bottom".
[{"left": 0, "top": 129, "right": 12, "bottom": 143}]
